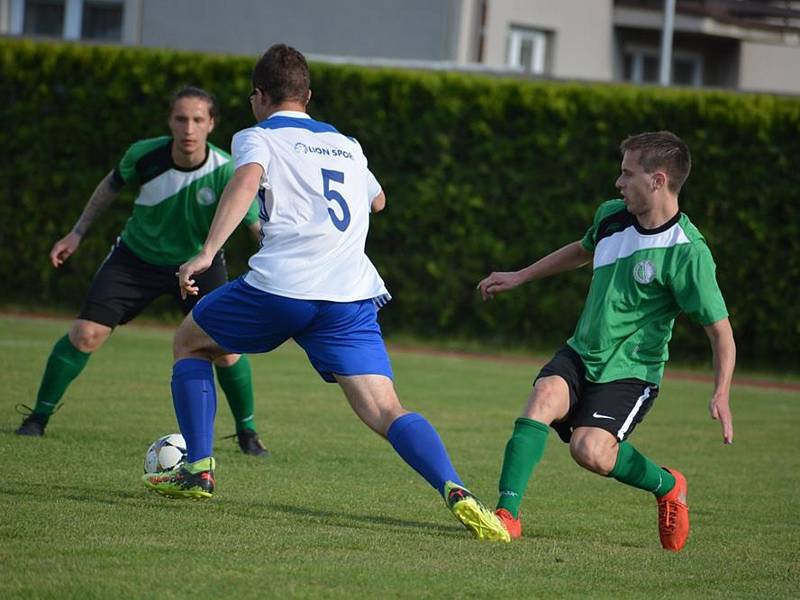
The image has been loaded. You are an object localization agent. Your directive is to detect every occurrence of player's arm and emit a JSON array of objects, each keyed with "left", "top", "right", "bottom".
[
  {"left": 178, "top": 163, "right": 263, "bottom": 297},
  {"left": 703, "top": 317, "right": 736, "bottom": 444},
  {"left": 371, "top": 190, "right": 386, "bottom": 213},
  {"left": 50, "top": 171, "right": 120, "bottom": 268},
  {"left": 478, "top": 240, "right": 592, "bottom": 300}
]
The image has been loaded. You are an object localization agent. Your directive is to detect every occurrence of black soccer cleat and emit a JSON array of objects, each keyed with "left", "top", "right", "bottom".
[
  {"left": 236, "top": 429, "right": 270, "bottom": 457},
  {"left": 15, "top": 407, "right": 49, "bottom": 437}
]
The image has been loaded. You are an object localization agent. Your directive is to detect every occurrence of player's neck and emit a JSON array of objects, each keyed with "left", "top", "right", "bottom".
[
  {"left": 171, "top": 144, "right": 208, "bottom": 170},
  {"left": 264, "top": 101, "right": 307, "bottom": 119},
  {"left": 636, "top": 196, "right": 679, "bottom": 230}
]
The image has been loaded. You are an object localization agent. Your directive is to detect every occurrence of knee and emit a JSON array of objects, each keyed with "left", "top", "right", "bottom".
[
  {"left": 569, "top": 429, "right": 617, "bottom": 475},
  {"left": 372, "top": 391, "right": 407, "bottom": 436},
  {"left": 338, "top": 375, "right": 406, "bottom": 437},
  {"left": 213, "top": 353, "right": 240, "bottom": 368},
  {"left": 173, "top": 317, "right": 218, "bottom": 361},
  {"left": 69, "top": 321, "right": 110, "bottom": 352},
  {"left": 173, "top": 323, "right": 201, "bottom": 361},
  {"left": 524, "top": 377, "right": 570, "bottom": 424}
]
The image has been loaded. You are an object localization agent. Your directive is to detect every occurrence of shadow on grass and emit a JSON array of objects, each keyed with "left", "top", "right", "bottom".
[
  {"left": 0, "top": 480, "right": 147, "bottom": 506},
  {"left": 254, "top": 500, "right": 464, "bottom": 538},
  {"left": 0, "top": 480, "right": 469, "bottom": 539}
]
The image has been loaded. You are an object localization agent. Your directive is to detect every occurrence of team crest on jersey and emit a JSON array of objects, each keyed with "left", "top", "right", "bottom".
[
  {"left": 633, "top": 259, "right": 656, "bottom": 284},
  {"left": 196, "top": 187, "right": 216, "bottom": 206}
]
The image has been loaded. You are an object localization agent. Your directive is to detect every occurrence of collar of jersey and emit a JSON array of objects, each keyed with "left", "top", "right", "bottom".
[
  {"left": 633, "top": 210, "right": 681, "bottom": 235},
  {"left": 268, "top": 110, "right": 311, "bottom": 120},
  {"left": 257, "top": 111, "right": 339, "bottom": 134}
]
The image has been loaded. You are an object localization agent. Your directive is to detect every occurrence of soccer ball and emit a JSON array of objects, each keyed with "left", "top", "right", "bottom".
[{"left": 144, "top": 433, "right": 187, "bottom": 474}]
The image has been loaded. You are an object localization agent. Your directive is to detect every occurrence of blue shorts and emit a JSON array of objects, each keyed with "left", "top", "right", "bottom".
[{"left": 192, "top": 277, "right": 393, "bottom": 383}]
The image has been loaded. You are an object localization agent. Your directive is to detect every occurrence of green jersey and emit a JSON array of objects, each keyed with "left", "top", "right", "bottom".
[
  {"left": 567, "top": 199, "right": 728, "bottom": 385},
  {"left": 111, "top": 136, "right": 259, "bottom": 265}
]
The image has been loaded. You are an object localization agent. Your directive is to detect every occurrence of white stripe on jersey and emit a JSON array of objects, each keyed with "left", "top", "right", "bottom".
[
  {"left": 133, "top": 148, "right": 229, "bottom": 207},
  {"left": 594, "top": 224, "right": 690, "bottom": 269}
]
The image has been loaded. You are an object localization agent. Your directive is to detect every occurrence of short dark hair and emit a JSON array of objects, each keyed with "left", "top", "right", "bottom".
[
  {"left": 620, "top": 131, "right": 691, "bottom": 193},
  {"left": 252, "top": 44, "right": 310, "bottom": 105},
  {"left": 169, "top": 86, "right": 217, "bottom": 120}
]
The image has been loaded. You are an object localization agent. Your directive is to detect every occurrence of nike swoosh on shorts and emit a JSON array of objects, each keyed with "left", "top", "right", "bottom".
[{"left": 592, "top": 412, "right": 615, "bottom": 420}]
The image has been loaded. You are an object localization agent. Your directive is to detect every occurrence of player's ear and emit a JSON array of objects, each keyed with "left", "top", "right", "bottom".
[
  {"left": 208, "top": 117, "right": 215, "bottom": 133},
  {"left": 652, "top": 171, "right": 666, "bottom": 192},
  {"left": 306, "top": 89, "right": 312, "bottom": 106}
]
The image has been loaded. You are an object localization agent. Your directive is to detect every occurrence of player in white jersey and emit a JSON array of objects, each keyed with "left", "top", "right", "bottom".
[{"left": 143, "top": 44, "right": 509, "bottom": 542}]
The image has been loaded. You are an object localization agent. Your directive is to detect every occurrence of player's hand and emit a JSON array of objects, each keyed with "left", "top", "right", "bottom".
[
  {"left": 177, "top": 251, "right": 213, "bottom": 299},
  {"left": 477, "top": 271, "right": 522, "bottom": 300},
  {"left": 709, "top": 393, "right": 733, "bottom": 444},
  {"left": 49, "top": 231, "right": 82, "bottom": 268}
]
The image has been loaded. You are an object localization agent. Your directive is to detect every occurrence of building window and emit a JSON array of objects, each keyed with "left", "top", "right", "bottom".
[
  {"left": 22, "top": 0, "right": 64, "bottom": 36},
  {"left": 506, "top": 26, "right": 551, "bottom": 75},
  {"left": 623, "top": 46, "right": 703, "bottom": 86},
  {"left": 672, "top": 56, "right": 702, "bottom": 86},
  {"left": 82, "top": 2, "right": 122, "bottom": 41}
]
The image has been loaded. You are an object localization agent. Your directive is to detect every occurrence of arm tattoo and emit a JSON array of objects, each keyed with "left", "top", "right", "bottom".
[{"left": 72, "top": 172, "right": 119, "bottom": 237}]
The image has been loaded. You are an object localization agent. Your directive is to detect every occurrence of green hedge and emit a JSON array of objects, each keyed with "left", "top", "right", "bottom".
[{"left": 1, "top": 39, "right": 798, "bottom": 368}]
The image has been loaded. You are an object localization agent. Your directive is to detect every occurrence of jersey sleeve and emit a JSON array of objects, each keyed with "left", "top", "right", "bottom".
[
  {"left": 366, "top": 169, "right": 382, "bottom": 202},
  {"left": 669, "top": 242, "right": 729, "bottom": 326},
  {"left": 232, "top": 128, "right": 271, "bottom": 173},
  {"left": 581, "top": 200, "right": 625, "bottom": 252},
  {"left": 111, "top": 142, "right": 142, "bottom": 189},
  {"left": 580, "top": 222, "right": 597, "bottom": 252}
]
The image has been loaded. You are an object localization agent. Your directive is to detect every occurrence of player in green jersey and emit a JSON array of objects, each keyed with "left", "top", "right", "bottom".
[
  {"left": 477, "top": 131, "right": 735, "bottom": 551},
  {"left": 16, "top": 86, "right": 269, "bottom": 456}
]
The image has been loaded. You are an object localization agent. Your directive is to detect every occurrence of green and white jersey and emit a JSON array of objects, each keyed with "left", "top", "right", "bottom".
[
  {"left": 567, "top": 199, "right": 728, "bottom": 385},
  {"left": 111, "top": 136, "right": 259, "bottom": 266}
]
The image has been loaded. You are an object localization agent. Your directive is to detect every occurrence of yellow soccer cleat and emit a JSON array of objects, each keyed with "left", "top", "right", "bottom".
[{"left": 444, "top": 481, "right": 511, "bottom": 543}]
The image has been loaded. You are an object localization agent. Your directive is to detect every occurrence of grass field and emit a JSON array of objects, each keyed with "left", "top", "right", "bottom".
[{"left": 1, "top": 315, "right": 798, "bottom": 598}]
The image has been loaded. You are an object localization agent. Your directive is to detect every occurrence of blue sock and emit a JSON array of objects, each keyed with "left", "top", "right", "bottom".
[
  {"left": 386, "top": 413, "right": 463, "bottom": 496},
  {"left": 171, "top": 358, "right": 217, "bottom": 463}
]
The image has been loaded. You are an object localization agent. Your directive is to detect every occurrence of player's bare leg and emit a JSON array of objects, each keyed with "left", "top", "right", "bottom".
[
  {"left": 569, "top": 427, "right": 618, "bottom": 475},
  {"left": 336, "top": 374, "right": 509, "bottom": 542},
  {"left": 69, "top": 319, "right": 112, "bottom": 352},
  {"left": 335, "top": 374, "right": 407, "bottom": 436}
]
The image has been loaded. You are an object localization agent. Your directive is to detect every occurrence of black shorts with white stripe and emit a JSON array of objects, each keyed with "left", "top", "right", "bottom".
[{"left": 534, "top": 345, "right": 659, "bottom": 443}]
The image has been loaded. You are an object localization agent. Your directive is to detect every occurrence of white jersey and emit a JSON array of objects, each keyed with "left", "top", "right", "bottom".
[{"left": 232, "top": 111, "right": 390, "bottom": 303}]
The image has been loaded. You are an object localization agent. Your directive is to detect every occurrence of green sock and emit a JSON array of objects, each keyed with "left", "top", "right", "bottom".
[
  {"left": 609, "top": 441, "right": 676, "bottom": 497},
  {"left": 215, "top": 355, "right": 257, "bottom": 433},
  {"left": 497, "top": 417, "right": 550, "bottom": 518},
  {"left": 33, "top": 334, "right": 91, "bottom": 417}
]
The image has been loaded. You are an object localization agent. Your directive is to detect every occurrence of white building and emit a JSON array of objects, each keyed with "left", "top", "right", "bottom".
[{"left": 2, "top": 0, "right": 799, "bottom": 94}]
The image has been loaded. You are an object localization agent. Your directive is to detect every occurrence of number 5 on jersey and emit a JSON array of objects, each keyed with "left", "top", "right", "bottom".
[{"left": 321, "top": 168, "right": 351, "bottom": 232}]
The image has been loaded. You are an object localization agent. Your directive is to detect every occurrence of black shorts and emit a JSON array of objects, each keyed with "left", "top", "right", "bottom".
[
  {"left": 535, "top": 345, "right": 659, "bottom": 444},
  {"left": 78, "top": 239, "right": 229, "bottom": 328}
]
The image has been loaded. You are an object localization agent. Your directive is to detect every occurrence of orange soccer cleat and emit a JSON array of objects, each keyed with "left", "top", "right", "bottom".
[
  {"left": 495, "top": 508, "right": 522, "bottom": 540},
  {"left": 657, "top": 468, "right": 689, "bottom": 551}
]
